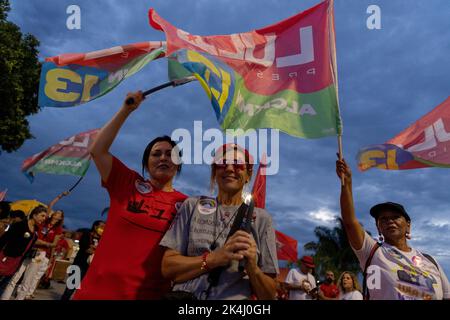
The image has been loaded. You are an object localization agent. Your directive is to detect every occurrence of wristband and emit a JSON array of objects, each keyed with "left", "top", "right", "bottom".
[{"left": 200, "top": 251, "right": 210, "bottom": 271}]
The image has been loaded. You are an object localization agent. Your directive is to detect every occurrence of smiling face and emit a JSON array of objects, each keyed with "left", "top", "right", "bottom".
[
  {"left": 377, "top": 210, "right": 411, "bottom": 244},
  {"left": 146, "top": 141, "right": 179, "bottom": 183},
  {"left": 213, "top": 149, "right": 252, "bottom": 197},
  {"left": 33, "top": 211, "right": 48, "bottom": 225},
  {"left": 51, "top": 211, "right": 63, "bottom": 222}
]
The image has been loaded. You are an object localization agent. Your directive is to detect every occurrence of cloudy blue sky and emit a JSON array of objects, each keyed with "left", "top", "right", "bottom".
[{"left": 1, "top": 0, "right": 450, "bottom": 275}]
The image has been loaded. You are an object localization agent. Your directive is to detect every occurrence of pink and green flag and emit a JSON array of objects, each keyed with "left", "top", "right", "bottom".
[
  {"left": 38, "top": 42, "right": 166, "bottom": 108},
  {"left": 357, "top": 96, "right": 450, "bottom": 171},
  {"left": 21, "top": 129, "right": 99, "bottom": 182},
  {"left": 149, "top": 0, "right": 341, "bottom": 138}
]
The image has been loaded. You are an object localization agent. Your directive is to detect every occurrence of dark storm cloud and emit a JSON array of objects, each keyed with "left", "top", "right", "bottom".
[{"left": 1, "top": 0, "right": 449, "bottom": 274}]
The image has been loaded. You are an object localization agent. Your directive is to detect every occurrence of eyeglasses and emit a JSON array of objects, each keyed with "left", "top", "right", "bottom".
[{"left": 214, "top": 160, "right": 247, "bottom": 171}]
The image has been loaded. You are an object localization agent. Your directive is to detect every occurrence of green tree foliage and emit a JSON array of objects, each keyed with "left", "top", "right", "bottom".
[
  {"left": 304, "top": 217, "right": 363, "bottom": 279},
  {"left": 0, "top": 0, "right": 41, "bottom": 152}
]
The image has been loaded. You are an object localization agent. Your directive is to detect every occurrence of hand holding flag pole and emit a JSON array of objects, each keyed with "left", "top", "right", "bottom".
[
  {"left": 238, "top": 194, "right": 255, "bottom": 272},
  {"left": 125, "top": 76, "right": 197, "bottom": 106},
  {"left": 338, "top": 136, "right": 344, "bottom": 186}
]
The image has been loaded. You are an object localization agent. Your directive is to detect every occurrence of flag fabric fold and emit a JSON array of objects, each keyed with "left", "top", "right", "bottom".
[
  {"left": 149, "top": 0, "right": 342, "bottom": 138},
  {"left": 252, "top": 154, "right": 267, "bottom": 209},
  {"left": 275, "top": 230, "right": 299, "bottom": 262},
  {"left": 38, "top": 41, "right": 166, "bottom": 108},
  {"left": 21, "top": 129, "right": 99, "bottom": 182},
  {"left": 251, "top": 156, "right": 298, "bottom": 261},
  {"left": 357, "top": 97, "right": 450, "bottom": 171},
  {"left": 0, "top": 189, "right": 7, "bottom": 202}
]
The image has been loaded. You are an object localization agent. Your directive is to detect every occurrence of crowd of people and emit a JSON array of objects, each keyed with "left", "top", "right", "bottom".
[
  {"left": 0, "top": 196, "right": 105, "bottom": 300},
  {"left": 281, "top": 258, "right": 363, "bottom": 300},
  {"left": 0, "top": 92, "right": 449, "bottom": 300}
]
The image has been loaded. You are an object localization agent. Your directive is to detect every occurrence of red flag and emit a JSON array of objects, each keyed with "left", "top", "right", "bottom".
[
  {"left": 275, "top": 230, "right": 298, "bottom": 261},
  {"left": 0, "top": 189, "right": 7, "bottom": 201},
  {"left": 251, "top": 154, "right": 267, "bottom": 209}
]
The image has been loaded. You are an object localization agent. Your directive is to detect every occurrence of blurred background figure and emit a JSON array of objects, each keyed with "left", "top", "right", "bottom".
[
  {"left": 284, "top": 256, "right": 316, "bottom": 300},
  {"left": 318, "top": 270, "right": 340, "bottom": 300},
  {"left": 39, "top": 229, "right": 74, "bottom": 289},
  {"left": 3, "top": 193, "right": 67, "bottom": 300},
  {"left": 0, "top": 206, "right": 47, "bottom": 299},
  {"left": 60, "top": 220, "right": 105, "bottom": 300},
  {"left": 0, "top": 210, "right": 26, "bottom": 238},
  {"left": 337, "top": 271, "right": 363, "bottom": 300}
]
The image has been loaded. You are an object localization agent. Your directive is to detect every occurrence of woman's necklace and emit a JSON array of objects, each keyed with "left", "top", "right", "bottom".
[{"left": 209, "top": 200, "right": 240, "bottom": 251}]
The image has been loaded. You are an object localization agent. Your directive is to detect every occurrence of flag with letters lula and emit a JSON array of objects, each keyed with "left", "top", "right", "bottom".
[
  {"left": 149, "top": 0, "right": 342, "bottom": 138},
  {"left": 38, "top": 42, "right": 166, "bottom": 108},
  {"left": 21, "top": 129, "right": 99, "bottom": 182},
  {"left": 357, "top": 96, "right": 450, "bottom": 171}
]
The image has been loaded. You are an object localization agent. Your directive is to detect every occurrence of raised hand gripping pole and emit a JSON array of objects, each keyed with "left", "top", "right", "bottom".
[{"left": 125, "top": 76, "right": 197, "bottom": 106}]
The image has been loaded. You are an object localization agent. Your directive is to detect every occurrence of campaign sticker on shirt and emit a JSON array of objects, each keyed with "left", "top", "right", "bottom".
[
  {"left": 134, "top": 179, "right": 153, "bottom": 194},
  {"left": 412, "top": 256, "right": 423, "bottom": 267},
  {"left": 198, "top": 198, "right": 217, "bottom": 215}
]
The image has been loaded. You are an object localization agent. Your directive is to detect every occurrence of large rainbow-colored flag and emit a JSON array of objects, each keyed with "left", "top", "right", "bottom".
[
  {"left": 357, "top": 97, "right": 450, "bottom": 171},
  {"left": 149, "top": 0, "right": 341, "bottom": 138},
  {"left": 38, "top": 42, "right": 165, "bottom": 108}
]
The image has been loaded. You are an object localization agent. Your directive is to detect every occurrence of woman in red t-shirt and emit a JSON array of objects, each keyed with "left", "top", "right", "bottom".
[{"left": 72, "top": 92, "right": 187, "bottom": 300}]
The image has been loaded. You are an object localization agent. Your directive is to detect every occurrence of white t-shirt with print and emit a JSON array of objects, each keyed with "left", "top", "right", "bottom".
[
  {"left": 285, "top": 268, "right": 316, "bottom": 300},
  {"left": 353, "top": 232, "right": 450, "bottom": 300},
  {"left": 339, "top": 290, "right": 363, "bottom": 300}
]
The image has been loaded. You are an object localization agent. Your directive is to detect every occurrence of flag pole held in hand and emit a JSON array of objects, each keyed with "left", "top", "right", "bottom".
[
  {"left": 238, "top": 194, "right": 255, "bottom": 272},
  {"left": 125, "top": 76, "right": 197, "bottom": 105}
]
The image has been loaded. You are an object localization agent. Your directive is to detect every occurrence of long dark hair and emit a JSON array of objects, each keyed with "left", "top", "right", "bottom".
[
  {"left": 29, "top": 205, "right": 47, "bottom": 220},
  {"left": 141, "top": 135, "right": 182, "bottom": 178},
  {"left": 91, "top": 220, "right": 104, "bottom": 232}
]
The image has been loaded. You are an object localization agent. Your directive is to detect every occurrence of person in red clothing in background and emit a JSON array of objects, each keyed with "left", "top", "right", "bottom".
[
  {"left": 11, "top": 194, "right": 66, "bottom": 300},
  {"left": 40, "top": 229, "right": 74, "bottom": 289},
  {"left": 318, "top": 270, "right": 340, "bottom": 299},
  {"left": 73, "top": 91, "right": 187, "bottom": 300}
]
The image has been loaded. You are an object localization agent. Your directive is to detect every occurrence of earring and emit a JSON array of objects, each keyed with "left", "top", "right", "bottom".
[
  {"left": 406, "top": 232, "right": 411, "bottom": 240},
  {"left": 378, "top": 233, "right": 384, "bottom": 243}
]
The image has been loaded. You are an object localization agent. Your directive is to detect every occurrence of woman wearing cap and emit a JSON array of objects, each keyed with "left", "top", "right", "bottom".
[
  {"left": 336, "top": 158, "right": 450, "bottom": 300},
  {"left": 160, "top": 144, "right": 278, "bottom": 300},
  {"left": 72, "top": 92, "right": 187, "bottom": 300}
]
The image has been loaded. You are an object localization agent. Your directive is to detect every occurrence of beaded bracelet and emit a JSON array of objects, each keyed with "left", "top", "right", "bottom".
[{"left": 200, "top": 251, "right": 210, "bottom": 271}]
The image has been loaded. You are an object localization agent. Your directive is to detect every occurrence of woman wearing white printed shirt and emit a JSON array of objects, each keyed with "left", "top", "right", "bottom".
[
  {"left": 338, "top": 271, "right": 363, "bottom": 300},
  {"left": 336, "top": 158, "right": 450, "bottom": 300}
]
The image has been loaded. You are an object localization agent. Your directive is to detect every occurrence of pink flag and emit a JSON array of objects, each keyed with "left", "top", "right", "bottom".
[
  {"left": 358, "top": 96, "right": 450, "bottom": 171},
  {"left": 0, "top": 189, "right": 7, "bottom": 201}
]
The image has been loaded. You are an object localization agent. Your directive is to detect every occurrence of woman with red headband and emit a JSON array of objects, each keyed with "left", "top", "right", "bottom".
[{"left": 160, "top": 143, "right": 278, "bottom": 300}]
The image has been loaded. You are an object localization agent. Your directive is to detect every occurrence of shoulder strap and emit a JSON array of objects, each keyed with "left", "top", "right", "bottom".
[
  {"left": 226, "top": 202, "right": 248, "bottom": 240},
  {"left": 204, "top": 202, "right": 248, "bottom": 299},
  {"left": 421, "top": 252, "right": 439, "bottom": 270},
  {"left": 362, "top": 241, "right": 381, "bottom": 300}
]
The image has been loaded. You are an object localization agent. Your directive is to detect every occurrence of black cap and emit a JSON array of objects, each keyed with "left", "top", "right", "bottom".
[{"left": 370, "top": 202, "right": 411, "bottom": 222}]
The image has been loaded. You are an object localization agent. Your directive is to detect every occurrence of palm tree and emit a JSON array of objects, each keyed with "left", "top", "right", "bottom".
[{"left": 304, "top": 217, "right": 364, "bottom": 279}]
